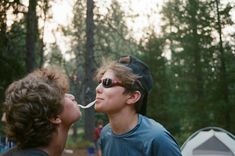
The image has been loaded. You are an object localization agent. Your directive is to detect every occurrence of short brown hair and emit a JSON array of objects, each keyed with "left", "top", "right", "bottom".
[
  {"left": 95, "top": 58, "right": 145, "bottom": 113},
  {"left": 3, "top": 67, "right": 69, "bottom": 149}
]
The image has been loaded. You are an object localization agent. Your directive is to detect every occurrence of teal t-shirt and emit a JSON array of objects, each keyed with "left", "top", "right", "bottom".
[{"left": 99, "top": 114, "right": 182, "bottom": 156}]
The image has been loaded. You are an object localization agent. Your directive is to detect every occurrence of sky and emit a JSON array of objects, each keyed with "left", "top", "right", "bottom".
[
  {"left": 40, "top": 0, "right": 165, "bottom": 60},
  {"left": 46, "top": 0, "right": 234, "bottom": 41},
  {"left": 18, "top": 0, "right": 235, "bottom": 60},
  {"left": 43, "top": 0, "right": 164, "bottom": 42}
]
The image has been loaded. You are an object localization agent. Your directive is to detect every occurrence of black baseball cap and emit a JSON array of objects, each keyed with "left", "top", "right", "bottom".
[
  {"left": 118, "top": 55, "right": 153, "bottom": 93},
  {"left": 118, "top": 55, "right": 153, "bottom": 115}
]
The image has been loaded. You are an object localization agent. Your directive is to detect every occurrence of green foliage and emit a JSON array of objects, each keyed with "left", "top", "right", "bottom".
[
  {"left": 45, "top": 42, "right": 65, "bottom": 67},
  {"left": 143, "top": 0, "right": 235, "bottom": 146},
  {"left": 94, "top": 0, "right": 139, "bottom": 60},
  {"left": 65, "top": 129, "right": 94, "bottom": 149},
  {"left": 0, "top": 0, "right": 51, "bottom": 134},
  {"left": 0, "top": 20, "right": 26, "bottom": 102},
  {"left": 1, "top": 0, "right": 234, "bottom": 147},
  {"left": 0, "top": 1, "right": 27, "bottom": 134}
]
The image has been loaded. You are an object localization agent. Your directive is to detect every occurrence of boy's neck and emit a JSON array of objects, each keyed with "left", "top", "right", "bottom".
[
  {"left": 40, "top": 126, "right": 69, "bottom": 156},
  {"left": 109, "top": 111, "right": 138, "bottom": 135}
]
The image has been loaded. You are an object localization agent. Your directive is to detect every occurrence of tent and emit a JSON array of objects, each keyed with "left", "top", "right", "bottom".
[{"left": 181, "top": 127, "right": 235, "bottom": 156}]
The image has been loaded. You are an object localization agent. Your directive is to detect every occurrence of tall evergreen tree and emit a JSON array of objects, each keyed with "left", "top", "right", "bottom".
[
  {"left": 0, "top": 0, "right": 26, "bottom": 134},
  {"left": 160, "top": 0, "right": 234, "bottom": 138},
  {"left": 213, "top": 0, "right": 234, "bottom": 132},
  {"left": 84, "top": 0, "right": 96, "bottom": 142},
  {"left": 25, "top": 0, "right": 38, "bottom": 72},
  {"left": 141, "top": 34, "right": 174, "bottom": 131},
  {"left": 94, "top": 0, "right": 139, "bottom": 59}
]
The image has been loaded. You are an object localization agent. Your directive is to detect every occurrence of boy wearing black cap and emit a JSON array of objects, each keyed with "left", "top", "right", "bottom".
[{"left": 95, "top": 56, "right": 182, "bottom": 156}]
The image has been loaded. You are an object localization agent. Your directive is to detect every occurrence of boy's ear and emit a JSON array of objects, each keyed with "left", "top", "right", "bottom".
[
  {"left": 49, "top": 116, "right": 62, "bottom": 124},
  {"left": 126, "top": 91, "right": 141, "bottom": 105}
]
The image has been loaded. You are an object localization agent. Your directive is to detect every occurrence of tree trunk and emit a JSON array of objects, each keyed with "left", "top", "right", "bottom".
[
  {"left": 215, "top": 0, "right": 230, "bottom": 130},
  {"left": 84, "top": 0, "right": 95, "bottom": 142},
  {"left": 26, "top": 0, "right": 37, "bottom": 72},
  {"left": 189, "top": 0, "right": 206, "bottom": 129}
]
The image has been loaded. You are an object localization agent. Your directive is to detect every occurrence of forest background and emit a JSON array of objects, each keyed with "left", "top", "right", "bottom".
[{"left": 0, "top": 0, "right": 235, "bottom": 148}]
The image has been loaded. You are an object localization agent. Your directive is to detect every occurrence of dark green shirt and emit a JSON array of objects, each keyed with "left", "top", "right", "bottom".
[{"left": 0, "top": 147, "right": 48, "bottom": 156}]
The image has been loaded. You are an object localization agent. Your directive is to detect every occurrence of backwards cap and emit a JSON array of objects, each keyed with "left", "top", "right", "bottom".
[
  {"left": 118, "top": 56, "right": 153, "bottom": 115},
  {"left": 118, "top": 55, "right": 153, "bottom": 93}
]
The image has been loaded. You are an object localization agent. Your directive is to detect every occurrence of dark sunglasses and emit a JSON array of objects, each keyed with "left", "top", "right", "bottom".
[{"left": 99, "top": 78, "right": 124, "bottom": 88}]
